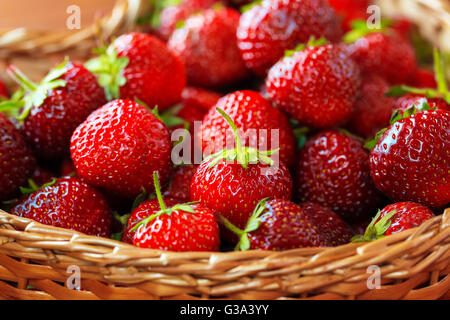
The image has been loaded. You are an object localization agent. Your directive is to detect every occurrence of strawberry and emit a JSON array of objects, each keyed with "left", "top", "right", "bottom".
[
  {"left": 199, "top": 90, "right": 296, "bottom": 167},
  {"left": 266, "top": 41, "right": 361, "bottom": 129},
  {"left": 369, "top": 108, "right": 450, "bottom": 209},
  {"left": 353, "top": 202, "right": 434, "bottom": 241},
  {"left": 0, "top": 114, "right": 36, "bottom": 201},
  {"left": 157, "top": 0, "right": 222, "bottom": 40},
  {"left": 190, "top": 108, "right": 293, "bottom": 238},
  {"left": 411, "top": 68, "right": 437, "bottom": 89},
  {"left": 237, "top": 0, "right": 342, "bottom": 76},
  {"left": 346, "top": 29, "right": 417, "bottom": 85},
  {"left": 219, "top": 199, "right": 352, "bottom": 250},
  {"left": 70, "top": 99, "right": 173, "bottom": 198},
  {"left": 391, "top": 94, "right": 449, "bottom": 114},
  {"left": 163, "top": 164, "right": 198, "bottom": 202},
  {"left": 327, "top": 0, "right": 369, "bottom": 32},
  {"left": 295, "top": 130, "right": 381, "bottom": 221},
  {"left": 10, "top": 177, "right": 111, "bottom": 237},
  {"left": 4, "top": 60, "right": 106, "bottom": 159},
  {"left": 0, "top": 79, "right": 8, "bottom": 98},
  {"left": 85, "top": 32, "right": 186, "bottom": 111},
  {"left": 30, "top": 166, "right": 55, "bottom": 186},
  {"left": 131, "top": 173, "right": 220, "bottom": 251},
  {"left": 122, "top": 196, "right": 181, "bottom": 244},
  {"left": 168, "top": 6, "right": 248, "bottom": 88},
  {"left": 347, "top": 74, "right": 394, "bottom": 138}
]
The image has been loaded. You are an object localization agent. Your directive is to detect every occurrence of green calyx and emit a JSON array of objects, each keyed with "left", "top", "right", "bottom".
[
  {"left": 352, "top": 209, "right": 397, "bottom": 242},
  {"left": 364, "top": 101, "right": 433, "bottom": 150},
  {"left": 293, "top": 126, "right": 309, "bottom": 149},
  {"left": 219, "top": 198, "right": 269, "bottom": 251},
  {"left": 3, "top": 59, "right": 69, "bottom": 121},
  {"left": 137, "top": 0, "right": 182, "bottom": 28},
  {"left": 240, "top": 0, "right": 263, "bottom": 14},
  {"left": 204, "top": 108, "right": 279, "bottom": 169},
  {"left": 285, "top": 36, "right": 327, "bottom": 57},
  {"left": 130, "top": 172, "right": 199, "bottom": 232},
  {"left": 84, "top": 45, "right": 129, "bottom": 101},
  {"left": 19, "top": 178, "right": 57, "bottom": 195},
  {"left": 386, "top": 49, "right": 450, "bottom": 104},
  {"left": 343, "top": 18, "right": 393, "bottom": 44}
]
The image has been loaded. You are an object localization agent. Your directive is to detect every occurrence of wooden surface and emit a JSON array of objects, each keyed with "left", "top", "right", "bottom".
[{"left": 0, "top": 0, "right": 117, "bottom": 31}]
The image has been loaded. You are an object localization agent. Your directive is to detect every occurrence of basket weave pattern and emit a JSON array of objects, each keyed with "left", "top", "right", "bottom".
[
  {"left": 0, "top": 0, "right": 449, "bottom": 300},
  {"left": 0, "top": 209, "right": 448, "bottom": 300}
]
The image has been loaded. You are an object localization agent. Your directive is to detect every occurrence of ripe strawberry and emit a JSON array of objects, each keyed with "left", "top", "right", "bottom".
[
  {"left": 391, "top": 94, "right": 449, "bottom": 114},
  {"left": 0, "top": 79, "right": 8, "bottom": 98},
  {"left": 0, "top": 114, "right": 36, "bottom": 201},
  {"left": 199, "top": 90, "right": 296, "bottom": 167},
  {"left": 163, "top": 164, "right": 198, "bottom": 202},
  {"left": 131, "top": 173, "right": 220, "bottom": 251},
  {"left": 157, "top": 0, "right": 222, "bottom": 40},
  {"left": 168, "top": 6, "right": 248, "bottom": 88},
  {"left": 347, "top": 74, "right": 394, "bottom": 138},
  {"left": 266, "top": 42, "right": 361, "bottom": 129},
  {"left": 122, "top": 197, "right": 181, "bottom": 244},
  {"left": 10, "top": 177, "right": 111, "bottom": 237},
  {"left": 70, "top": 99, "right": 173, "bottom": 198},
  {"left": 369, "top": 109, "right": 450, "bottom": 209},
  {"left": 327, "top": 0, "right": 369, "bottom": 31},
  {"left": 295, "top": 130, "right": 381, "bottom": 221},
  {"left": 411, "top": 68, "right": 437, "bottom": 89},
  {"left": 5, "top": 61, "right": 106, "bottom": 159},
  {"left": 30, "top": 166, "right": 55, "bottom": 186},
  {"left": 191, "top": 108, "right": 293, "bottom": 237},
  {"left": 220, "top": 199, "right": 352, "bottom": 250},
  {"left": 347, "top": 30, "right": 416, "bottom": 85},
  {"left": 353, "top": 202, "right": 434, "bottom": 241},
  {"left": 86, "top": 32, "right": 186, "bottom": 111},
  {"left": 237, "top": 0, "right": 342, "bottom": 76}
]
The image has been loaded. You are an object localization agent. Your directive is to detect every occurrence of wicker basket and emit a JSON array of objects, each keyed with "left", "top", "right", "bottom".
[{"left": 0, "top": 0, "right": 449, "bottom": 300}]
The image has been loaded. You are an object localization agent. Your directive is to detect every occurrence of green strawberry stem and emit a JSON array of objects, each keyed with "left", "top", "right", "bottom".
[
  {"left": 84, "top": 45, "right": 129, "bottom": 101},
  {"left": 219, "top": 198, "right": 269, "bottom": 251},
  {"left": 130, "top": 172, "right": 199, "bottom": 232},
  {"left": 205, "top": 108, "right": 279, "bottom": 169},
  {"left": 5, "top": 60, "right": 68, "bottom": 121},
  {"left": 153, "top": 172, "right": 166, "bottom": 211},
  {"left": 386, "top": 48, "right": 450, "bottom": 104},
  {"left": 352, "top": 209, "right": 397, "bottom": 242},
  {"left": 19, "top": 178, "right": 57, "bottom": 195},
  {"left": 285, "top": 36, "right": 327, "bottom": 57},
  {"left": 343, "top": 18, "right": 392, "bottom": 44}
]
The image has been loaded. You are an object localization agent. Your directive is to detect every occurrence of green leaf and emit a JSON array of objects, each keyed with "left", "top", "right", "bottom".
[
  {"left": 111, "top": 232, "right": 124, "bottom": 241},
  {"left": 132, "top": 188, "right": 148, "bottom": 211},
  {"left": 364, "top": 128, "right": 387, "bottom": 150},
  {"left": 237, "top": 234, "right": 251, "bottom": 251},
  {"left": 240, "top": 0, "right": 263, "bottom": 13},
  {"left": 343, "top": 18, "right": 392, "bottom": 44}
]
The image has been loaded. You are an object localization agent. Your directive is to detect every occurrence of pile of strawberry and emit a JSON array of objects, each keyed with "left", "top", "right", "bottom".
[{"left": 0, "top": 0, "right": 448, "bottom": 252}]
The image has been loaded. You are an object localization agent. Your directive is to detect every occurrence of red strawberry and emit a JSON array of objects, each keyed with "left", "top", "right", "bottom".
[
  {"left": 5, "top": 61, "right": 106, "bottom": 159},
  {"left": 295, "top": 130, "right": 381, "bottom": 220},
  {"left": 10, "top": 177, "right": 111, "bottom": 237},
  {"left": 30, "top": 166, "right": 55, "bottom": 186},
  {"left": 353, "top": 202, "right": 434, "bottom": 241},
  {"left": 0, "top": 79, "right": 8, "bottom": 98},
  {"left": 391, "top": 94, "right": 449, "bottom": 114},
  {"left": 191, "top": 108, "right": 293, "bottom": 238},
  {"left": 157, "top": 0, "right": 222, "bottom": 40},
  {"left": 219, "top": 199, "right": 352, "bottom": 250},
  {"left": 70, "top": 99, "right": 173, "bottom": 198},
  {"left": 347, "top": 74, "right": 394, "bottom": 138},
  {"left": 237, "top": 0, "right": 342, "bottom": 76},
  {"left": 327, "top": 0, "right": 369, "bottom": 31},
  {"left": 369, "top": 109, "right": 450, "bottom": 209},
  {"left": 131, "top": 173, "right": 220, "bottom": 251},
  {"left": 60, "top": 157, "right": 77, "bottom": 177},
  {"left": 266, "top": 42, "right": 361, "bottom": 129},
  {"left": 86, "top": 32, "right": 186, "bottom": 111},
  {"left": 168, "top": 6, "right": 248, "bottom": 88},
  {"left": 163, "top": 164, "right": 198, "bottom": 202},
  {"left": 122, "top": 197, "right": 181, "bottom": 244},
  {"left": 347, "top": 30, "right": 417, "bottom": 85},
  {"left": 411, "top": 68, "right": 437, "bottom": 89},
  {"left": 0, "top": 114, "right": 36, "bottom": 200},
  {"left": 199, "top": 90, "right": 296, "bottom": 167}
]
